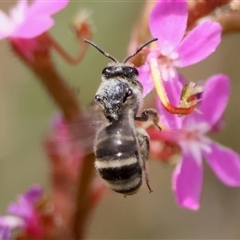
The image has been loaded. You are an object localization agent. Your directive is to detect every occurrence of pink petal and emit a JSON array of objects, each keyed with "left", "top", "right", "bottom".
[
  {"left": 148, "top": 128, "right": 177, "bottom": 143},
  {"left": 0, "top": 215, "right": 24, "bottom": 239},
  {"left": 0, "top": 11, "right": 12, "bottom": 39},
  {"left": 210, "top": 114, "right": 225, "bottom": 133},
  {"left": 156, "top": 75, "right": 186, "bottom": 130},
  {"left": 7, "top": 185, "right": 42, "bottom": 219},
  {"left": 10, "top": 0, "right": 28, "bottom": 20},
  {"left": 203, "top": 141, "right": 240, "bottom": 186},
  {"left": 8, "top": 200, "right": 31, "bottom": 219},
  {"left": 187, "top": 74, "right": 230, "bottom": 128},
  {"left": 173, "top": 151, "right": 203, "bottom": 210},
  {"left": 174, "top": 21, "right": 222, "bottom": 67},
  {"left": 149, "top": 0, "right": 187, "bottom": 55},
  {"left": 23, "top": 185, "right": 43, "bottom": 204},
  {"left": 12, "top": 16, "right": 54, "bottom": 38},
  {"left": 137, "top": 64, "right": 154, "bottom": 97},
  {"left": 29, "top": 0, "right": 69, "bottom": 16}
]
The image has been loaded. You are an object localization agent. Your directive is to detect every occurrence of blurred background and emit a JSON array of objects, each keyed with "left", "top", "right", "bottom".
[{"left": 1, "top": 1, "right": 240, "bottom": 239}]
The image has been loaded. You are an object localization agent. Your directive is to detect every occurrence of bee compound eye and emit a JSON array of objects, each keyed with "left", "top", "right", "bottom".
[
  {"left": 126, "top": 67, "right": 138, "bottom": 76},
  {"left": 95, "top": 95, "right": 101, "bottom": 102},
  {"left": 131, "top": 67, "right": 138, "bottom": 76},
  {"left": 102, "top": 67, "right": 113, "bottom": 78},
  {"left": 123, "top": 89, "right": 133, "bottom": 103},
  {"left": 126, "top": 89, "right": 133, "bottom": 97},
  {"left": 102, "top": 67, "right": 108, "bottom": 75}
]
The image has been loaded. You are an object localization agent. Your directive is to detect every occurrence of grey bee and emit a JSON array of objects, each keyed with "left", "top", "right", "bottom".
[{"left": 85, "top": 38, "right": 161, "bottom": 195}]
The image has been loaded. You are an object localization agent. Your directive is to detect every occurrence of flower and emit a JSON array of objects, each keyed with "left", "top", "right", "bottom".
[
  {"left": 0, "top": 0, "right": 69, "bottom": 39},
  {"left": 148, "top": 74, "right": 240, "bottom": 210},
  {"left": 0, "top": 215, "right": 24, "bottom": 240},
  {"left": 8, "top": 185, "right": 42, "bottom": 220},
  {"left": 138, "top": 0, "right": 222, "bottom": 96},
  {"left": 0, "top": 185, "right": 43, "bottom": 239}
]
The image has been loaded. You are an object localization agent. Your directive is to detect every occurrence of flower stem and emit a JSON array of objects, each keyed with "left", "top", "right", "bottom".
[
  {"left": 10, "top": 32, "right": 96, "bottom": 239},
  {"left": 187, "top": 0, "right": 231, "bottom": 29},
  {"left": 73, "top": 153, "right": 95, "bottom": 240},
  {"left": 48, "top": 24, "right": 92, "bottom": 65},
  {"left": 212, "top": 11, "right": 240, "bottom": 34}
]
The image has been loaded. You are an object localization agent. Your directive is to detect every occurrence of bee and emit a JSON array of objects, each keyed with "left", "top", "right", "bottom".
[{"left": 84, "top": 38, "right": 161, "bottom": 195}]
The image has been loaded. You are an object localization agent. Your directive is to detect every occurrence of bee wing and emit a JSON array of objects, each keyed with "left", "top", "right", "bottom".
[
  {"left": 70, "top": 104, "right": 104, "bottom": 149},
  {"left": 52, "top": 104, "right": 104, "bottom": 155}
]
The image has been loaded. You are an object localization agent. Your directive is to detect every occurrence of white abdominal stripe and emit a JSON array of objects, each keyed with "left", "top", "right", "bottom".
[
  {"left": 95, "top": 157, "right": 138, "bottom": 169},
  {"left": 107, "top": 175, "right": 142, "bottom": 193},
  {"left": 95, "top": 157, "right": 142, "bottom": 194}
]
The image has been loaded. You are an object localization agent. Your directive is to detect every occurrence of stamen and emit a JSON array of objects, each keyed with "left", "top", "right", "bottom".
[
  {"left": 148, "top": 58, "right": 197, "bottom": 115},
  {"left": 180, "top": 82, "right": 203, "bottom": 107},
  {"left": 179, "top": 82, "right": 203, "bottom": 116}
]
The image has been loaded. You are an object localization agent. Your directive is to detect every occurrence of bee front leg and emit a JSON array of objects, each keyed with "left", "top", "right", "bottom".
[{"left": 135, "top": 108, "right": 161, "bottom": 130}]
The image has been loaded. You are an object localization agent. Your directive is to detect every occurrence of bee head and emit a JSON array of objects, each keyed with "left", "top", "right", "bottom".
[
  {"left": 95, "top": 78, "right": 142, "bottom": 122},
  {"left": 84, "top": 38, "right": 158, "bottom": 122}
]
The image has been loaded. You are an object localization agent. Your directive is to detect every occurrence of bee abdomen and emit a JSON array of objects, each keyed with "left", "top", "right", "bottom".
[
  {"left": 95, "top": 134, "right": 136, "bottom": 160},
  {"left": 95, "top": 157, "right": 142, "bottom": 194},
  {"left": 108, "top": 175, "right": 142, "bottom": 195}
]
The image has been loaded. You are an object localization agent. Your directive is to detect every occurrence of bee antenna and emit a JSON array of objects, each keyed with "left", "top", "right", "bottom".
[
  {"left": 123, "top": 38, "right": 158, "bottom": 63},
  {"left": 84, "top": 39, "right": 118, "bottom": 63}
]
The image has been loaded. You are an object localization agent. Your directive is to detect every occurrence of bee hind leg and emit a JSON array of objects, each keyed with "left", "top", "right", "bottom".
[
  {"left": 136, "top": 128, "right": 153, "bottom": 193},
  {"left": 144, "top": 167, "right": 153, "bottom": 193}
]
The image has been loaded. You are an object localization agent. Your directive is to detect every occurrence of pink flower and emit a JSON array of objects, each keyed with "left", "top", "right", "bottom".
[
  {"left": 0, "top": 0, "right": 68, "bottom": 39},
  {"left": 149, "top": 74, "right": 240, "bottom": 210},
  {"left": 0, "top": 215, "right": 24, "bottom": 240},
  {"left": 0, "top": 185, "right": 43, "bottom": 239},
  {"left": 8, "top": 185, "right": 42, "bottom": 220},
  {"left": 138, "top": 0, "right": 222, "bottom": 96}
]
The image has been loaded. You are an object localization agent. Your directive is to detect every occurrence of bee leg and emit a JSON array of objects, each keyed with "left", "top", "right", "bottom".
[
  {"left": 143, "top": 162, "right": 153, "bottom": 193},
  {"left": 136, "top": 128, "right": 153, "bottom": 193},
  {"left": 135, "top": 108, "right": 161, "bottom": 130}
]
